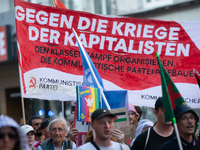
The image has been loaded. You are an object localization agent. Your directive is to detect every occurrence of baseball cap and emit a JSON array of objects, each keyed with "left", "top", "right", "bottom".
[
  {"left": 39, "top": 119, "right": 51, "bottom": 130},
  {"left": 21, "top": 125, "right": 36, "bottom": 134},
  {"left": 174, "top": 104, "right": 199, "bottom": 124},
  {"left": 91, "top": 108, "right": 116, "bottom": 122},
  {"left": 155, "top": 97, "right": 163, "bottom": 110}
]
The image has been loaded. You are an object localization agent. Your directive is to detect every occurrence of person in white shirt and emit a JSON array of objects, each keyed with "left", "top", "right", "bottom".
[{"left": 77, "top": 108, "right": 127, "bottom": 150}]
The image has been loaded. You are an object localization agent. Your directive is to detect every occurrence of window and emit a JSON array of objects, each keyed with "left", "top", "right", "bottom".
[{"left": 143, "top": 0, "right": 173, "bottom": 9}]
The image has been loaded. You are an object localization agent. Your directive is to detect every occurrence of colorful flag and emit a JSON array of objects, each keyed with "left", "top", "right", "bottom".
[
  {"left": 193, "top": 69, "right": 200, "bottom": 88},
  {"left": 52, "top": 0, "right": 67, "bottom": 9},
  {"left": 156, "top": 53, "right": 186, "bottom": 122},
  {"left": 76, "top": 86, "right": 100, "bottom": 122}
]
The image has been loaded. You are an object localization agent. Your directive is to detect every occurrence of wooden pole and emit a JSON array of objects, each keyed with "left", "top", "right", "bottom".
[
  {"left": 52, "top": 0, "right": 56, "bottom": 7},
  {"left": 21, "top": 97, "right": 26, "bottom": 125}
]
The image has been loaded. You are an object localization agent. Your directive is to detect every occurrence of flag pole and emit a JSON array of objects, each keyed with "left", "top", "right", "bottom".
[
  {"left": 156, "top": 53, "right": 183, "bottom": 150},
  {"left": 52, "top": 0, "right": 56, "bottom": 7},
  {"left": 21, "top": 97, "right": 26, "bottom": 125},
  {"left": 72, "top": 28, "right": 111, "bottom": 110},
  {"left": 193, "top": 68, "right": 200, "bottom": 76}
]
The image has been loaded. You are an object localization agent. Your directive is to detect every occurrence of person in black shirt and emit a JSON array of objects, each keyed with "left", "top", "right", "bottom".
[
  {"left": 131, "top": 97, "right": 175, "bottom": 150},
  {"left": 159, "top": 104, "right": 200, "bottom": 150}
]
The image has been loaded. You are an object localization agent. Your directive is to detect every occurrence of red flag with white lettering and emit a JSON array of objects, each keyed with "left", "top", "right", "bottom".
[{"left": 15, "top": 0, "right": 200, "bottom": 108}]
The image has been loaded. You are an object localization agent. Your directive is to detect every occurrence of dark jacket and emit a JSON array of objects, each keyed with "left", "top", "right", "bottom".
[{"left": 39, "top": 138, "right": 73, "bottom": 150}]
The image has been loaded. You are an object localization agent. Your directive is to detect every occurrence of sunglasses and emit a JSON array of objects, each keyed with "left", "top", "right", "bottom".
[{"left": 0, "top": 132, "right": 17, "bottom": 140}]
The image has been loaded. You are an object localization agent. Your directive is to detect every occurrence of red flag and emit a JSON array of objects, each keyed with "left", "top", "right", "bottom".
[
  {"left": 52, "top": 0, "right": 67, "bottom": 9},
  {"left": 193, "top": 69, "right": 200, "bottom": 88}
]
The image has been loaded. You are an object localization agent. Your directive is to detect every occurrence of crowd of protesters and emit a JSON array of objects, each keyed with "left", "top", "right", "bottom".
[{"left": 0, "top": 97, "right": 199, "bottom": 150}]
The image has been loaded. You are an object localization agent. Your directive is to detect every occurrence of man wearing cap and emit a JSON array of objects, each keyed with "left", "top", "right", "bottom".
[
  {"left": 131, "top": 97, "right": 175, "bottom": 150},
  {"left": 124, "top": 104, "right": 139, "bottom": 146},
  {"left": 77, "top": 108, "right": 127, "bottom": 150},
  {"left": 159, "top": 104, "right": 200, "bottom": 150},
  {"left": 21, "top": 125, "right": 37, "bottom": 150}
]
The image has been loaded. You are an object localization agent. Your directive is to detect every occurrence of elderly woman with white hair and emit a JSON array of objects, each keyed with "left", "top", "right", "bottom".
[
  {"left": 130, "top": 119, "right": 154, "bottom": 147},
  {"left": 37, "top": 116, "right": 76, "bottom": 150}
]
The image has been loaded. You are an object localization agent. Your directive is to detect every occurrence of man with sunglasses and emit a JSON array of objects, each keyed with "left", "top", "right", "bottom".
[
  {"left": 37, "top": 116, "right": 76, "bottom": 150},
  {"left": 159, "top": 104, "right": 200, "bottom": 150},
  {"left": 29, "top": 116, "right": 43, "bottom": 146}
]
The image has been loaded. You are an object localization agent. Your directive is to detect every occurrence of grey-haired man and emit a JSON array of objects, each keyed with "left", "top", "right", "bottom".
[{"left": 37, "top": 116, "right": 76, "bottom": 150}]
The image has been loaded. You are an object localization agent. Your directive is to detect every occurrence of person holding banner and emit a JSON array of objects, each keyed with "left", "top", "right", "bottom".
[
  {"left": 77, "top": 108, "right": 127, "bottom": 150},
  {"left": 131, "top": 98, "right": 175, "bottom": 150},
  {"left": 37, "top": 116, "right": 76, "bottom": 150},
  {"left": 159, "top": 104, "right": 200, "bottom": 150}
]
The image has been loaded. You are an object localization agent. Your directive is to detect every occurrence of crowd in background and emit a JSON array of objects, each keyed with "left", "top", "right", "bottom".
[{"left": 0, "top": 97, "right": 199, "bottom": 150}]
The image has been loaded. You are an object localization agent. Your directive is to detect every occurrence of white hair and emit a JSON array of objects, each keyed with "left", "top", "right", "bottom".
[{"left": 47, "top": 116, "right": 68, "bottom": 131}]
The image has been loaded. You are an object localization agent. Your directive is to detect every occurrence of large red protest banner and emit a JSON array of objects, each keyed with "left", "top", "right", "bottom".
[{"left": 15, "top": 0, "right": 200, "bottom": 108}]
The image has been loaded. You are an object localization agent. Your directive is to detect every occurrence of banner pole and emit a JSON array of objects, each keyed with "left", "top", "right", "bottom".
[
  {"left": 52, "top": 0, "right": 56, "bottom": 7},
  {"left": 72, "top": 28, "right": 111, "bottom": 110},
  {"left": 62, "top": 101, "right": 64, "bottom": 117},
  {"left": 173, "top": 119, "right": 183, "bottom": 150},
  {"left": 21, "top": 97, "right": 26, "bottom": 125},
  {"left": 146, "top": 107, "right": 149, "bottom": 119}
]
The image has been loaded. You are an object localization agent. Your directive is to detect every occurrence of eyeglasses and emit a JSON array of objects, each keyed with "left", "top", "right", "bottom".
[
  {"left": 178, "top": 116, "right": 196, "bottom": 122},
  {"left": 0, "top": 132, "right": 17, "bottom": 140},
  {"left": 50, "top": 128, "right": 64, "bottom": 133}
]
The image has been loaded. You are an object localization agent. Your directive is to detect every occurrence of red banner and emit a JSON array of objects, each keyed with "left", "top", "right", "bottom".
[{"left": 15, "top": 0, "right": 200, "bottom": 108}]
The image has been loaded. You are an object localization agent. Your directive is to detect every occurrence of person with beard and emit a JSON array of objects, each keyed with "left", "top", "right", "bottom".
[
  {"left": 33, "top": 118, "right": 52, "bottom": 148},
  {"left": 28, "top": 116, "right": 43, "bottom": 146},
  {"left": 159, "top": 104, "right": 200, "bottom": 150}
]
